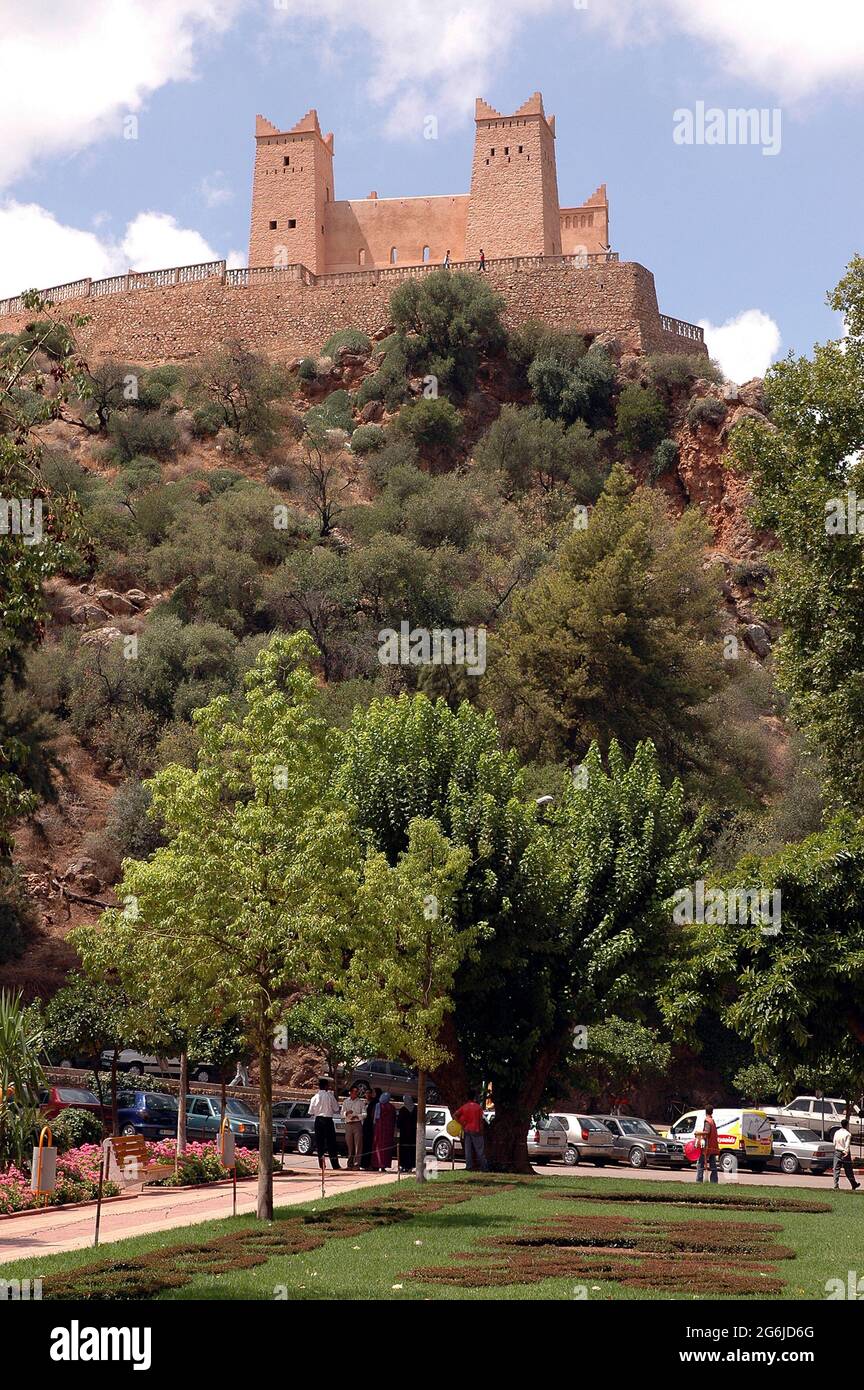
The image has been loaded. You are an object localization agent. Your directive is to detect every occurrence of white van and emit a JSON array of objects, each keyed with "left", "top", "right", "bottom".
[{"left": 669, "top": 1108, "right": 773, "bottom": 1172}]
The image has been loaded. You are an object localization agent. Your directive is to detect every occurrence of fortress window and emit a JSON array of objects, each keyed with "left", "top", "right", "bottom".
[
  {"left": 287, "top": 219, "right": 296, "bottom": 229},
  {"left": 269, "top": 220, "right": 277, "bottom": 230},
  {"left": 490, "top": 147, "right": 495, "bottom": 156},
  {"left": 359, "top": 249, "right": 366, "bottom": 266},
  {"left": 504, "top": 146, "right": 509, "bottom": 155},
  {"left": 518, "top": 145, "right": 523, "bottom": 153},
  {"left": 283, "top": 156, "right": 290, "bottom": 166},
  {"left": 390, "top": 247, "right": 398, "bottom": 264}
]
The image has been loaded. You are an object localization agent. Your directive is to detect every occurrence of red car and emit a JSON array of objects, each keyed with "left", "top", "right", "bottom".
[{"left": 38, "top": 1085, "right": 106, "bottom": 1122}]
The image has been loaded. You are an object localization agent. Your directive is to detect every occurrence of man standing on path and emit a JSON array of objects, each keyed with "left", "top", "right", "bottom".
[
  {"left": 309, "top": 1077, "right": 342, "bottom": 1169},
  {"left": 695, "top": 1105, "right": 720, "bottom": 1184},
  {"left": 341, "top": 1085, "right": 365, "bottom": 1169},
  {"left": 833, "top": 1120, "right": 861, "bottom": 1190},
  {"left": 454, "top": 1094, "right": 488, "bottom": 1172}
]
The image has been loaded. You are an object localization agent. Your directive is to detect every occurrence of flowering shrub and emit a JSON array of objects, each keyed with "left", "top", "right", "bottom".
[{"left": 0, "top": 1139, "right": 256, "bottom": 1215}]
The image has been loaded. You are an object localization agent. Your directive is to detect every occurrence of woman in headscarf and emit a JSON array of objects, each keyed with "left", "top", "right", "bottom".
[
  {"left": 360, "top": 1088, "right": 381, "bottom": 1170},
  {"left": 396, "top": 1093, "right": 417, "bottom": 1172},
  {"left": 373, "top": 1091, "right": 396, "bottom": 1170}
]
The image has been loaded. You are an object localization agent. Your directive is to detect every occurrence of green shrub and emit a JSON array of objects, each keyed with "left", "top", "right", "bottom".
[
  {"left": 356, "top": 341, "right": 410, "bottom": 411},
  {"left": 389, "top": 269, "right": 506, "bottom": 395},
  {"left": 650, "top": 437, "right": 680, "bottom": 481},
  {"left": 51, "top": 1108, "right": 104, "bottom": 1152},
  {"left": 190, "top": 403, "right": 223, "bottom": 438},
  {"left": 138, "top": 365, "right": 183, "bottom": 410},
  {"left": 297, "top": 356, "right": 318, "bottom": 381},
  {"left": 306, "top": 388, "right": 355, "bottom": 436},
  {"left": 350, "top": 423, "right": 385, "bottom": 455},
  {"left": 403, "top": 475, "right": 476, "bottom": 549},
  {"left": 108, "top": 409, "right": 180, "bottom": 463},
  {"left": 644, "top": 353, "right": 723, "bottom": 392},
  {"left": 528, "top": 345, "right": 616, "bottom": 428},
  {"left": 397, "top": 396, "right": 461, "bottom": 449},
  {"left": 615, "top": 384, "right": 669, "bottom": 455},
  {"left": 322, "top": 328, "right": 371, "bottom": 357},
  {"left": 362, "top": 437, "right": 420, "bottom": 490},
  {"left": 687, "top": 395, "right": 727, "bottom": 431}
]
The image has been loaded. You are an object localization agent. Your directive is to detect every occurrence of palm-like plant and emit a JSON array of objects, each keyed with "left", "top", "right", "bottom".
[{"left": 0, "top": 989, "right": 45, "bottom": 1171}]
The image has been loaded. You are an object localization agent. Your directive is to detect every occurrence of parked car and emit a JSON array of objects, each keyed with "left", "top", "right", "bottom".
[
  {"left": 528, "top": 1116, "right": 568, "bottom": 1164},
  {"left": 768, "top": 1096, "right": 861, "bottom": 1140},
  {"left": 184, "top": 1095, "right": 287, "bottom": 1149},
  {"left": 669, "top": 1108, "right": 773, "bottom": 1172},
  {"left": 343, "top": 1059, "right": 438, "bottom": 1102},
  {"left": 595, "top": 1114, "right": 686, "bottom": 1169},
  {"left": 116, "top": 1089, "right": 179, "bottom": 1139},
  {"left": 101, "top": 1050, "right": 218, "bottom": 1083},
  {"left": 424, "top": 1106, "right": 464, "bottom": 1162},
  {"left": 768, "top": 1124, "right": 834, "bottom": 1175},
  {"left": 549, "top": 1112, "right": 616, "bottom": 1166},
  {"left": 38, "top": 1085, "right": 105, "bottom": 1121},
  {"left": 272, "top": 1099, "right": 347, "bottom": 1156}
]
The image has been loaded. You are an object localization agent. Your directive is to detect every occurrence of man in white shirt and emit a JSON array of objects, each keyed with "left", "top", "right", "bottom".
[
  {"left": 832, "top": 1120, "right": 860, "bottom": 1191},
  {"left": 341, "top": 1086, "right": 366, "bottom": 1168},
  {"left": 309, "top": 1078, "right": 342, "bottom": 1169}
]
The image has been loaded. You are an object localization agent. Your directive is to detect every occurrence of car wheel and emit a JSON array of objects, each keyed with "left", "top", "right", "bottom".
[
  {"left": 719, "top": 1151, "right": 738, "bottom": 1173},
  {"left": 193, "top": 1068, "right": 211, "bottom": 1083},
  {"left": 60, "top": 1058, "right": 74, "bottom": 1070},
  {"left": 122, "top": 1124, "right": 137, "bottom": 1136},
  {"left": 564, "top": 1144, "right": 579, "bottom": 1166},
  {"left": 296, "top": 1132, "right": 315, "bottom": 1157},
  {"left": 426, "top": 1085, "right": 439, "bottom": 1103},
  {"left": 433, "top": 1137, "right": 453, "bottom": 1162},
  {"left": 127, "top": 1063, "right": 144, "bottom": 1075},
  {"left": 780, "top": 1153, "right": 800, "bottom": 1175},
  {"left": 628, "top": 1146, "right": 647, "bottom": 1169},
  {"left": 355, "top": 1082, "right": 369, "bottom": 1097}
]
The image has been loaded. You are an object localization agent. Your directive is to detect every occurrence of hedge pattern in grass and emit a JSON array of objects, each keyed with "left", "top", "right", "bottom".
[
  {"left": 41, "top": 1184, "right": 508, "bottom": 1301},
  {"left": 404, "top": 1209, "right": 795, "bottom": 1296},
  {"left": 550, "top": 1189, "right": 831, "bottom": 1214}
]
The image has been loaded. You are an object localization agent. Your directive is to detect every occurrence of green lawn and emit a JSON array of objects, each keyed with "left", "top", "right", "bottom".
[{"left": 3, "top": 1173, "right": 859, "bottom": 1301}]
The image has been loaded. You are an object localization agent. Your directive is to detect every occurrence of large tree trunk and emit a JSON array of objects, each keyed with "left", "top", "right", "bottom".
[
  {"left": 486, "top": 1030, "right": 571, "bottom": 1174},
  {"left": 257, "top": 1025, "right": 274, "bottom": 1221},
  {"left": 110, "top": 1050, "right": 119, "bottom": 1136},
  {"left": 429, "top": 1014, "right": 471, "bottom": 1111},
  {"left": 177, "top": 1052, "right": 188, "bottom": 1156},
  {"left": 415, "top": 1069, "right": 427, "bottom": 1184}
]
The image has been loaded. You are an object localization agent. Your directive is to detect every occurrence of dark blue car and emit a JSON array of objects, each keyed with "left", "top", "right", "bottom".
[{"left": 116, "top": 1089, "right": 179, "bottom": 1139}]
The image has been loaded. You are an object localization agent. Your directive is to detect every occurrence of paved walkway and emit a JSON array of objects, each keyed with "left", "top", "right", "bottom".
[
  {"left": 2, "top": 1155, "right": 853, "bottom": 1265},
  {"left": 0, "top": 1165, "right": 399, "bottom": 1265}
]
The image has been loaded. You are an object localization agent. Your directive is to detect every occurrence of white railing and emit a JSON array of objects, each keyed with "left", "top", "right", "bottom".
[{"left": 660, "top": 313, "right": 705, "bottom": 342}]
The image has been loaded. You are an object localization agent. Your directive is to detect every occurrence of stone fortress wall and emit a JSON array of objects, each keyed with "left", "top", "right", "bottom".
[{"left": 0, "top": 90, "right": 706, "bottom": 365}]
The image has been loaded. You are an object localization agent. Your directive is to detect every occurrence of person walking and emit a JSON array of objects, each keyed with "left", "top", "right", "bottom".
[
  {"left": 228, "top": 1060, "right": 249, "bottom": 1088},
  {"left": 695, "top": 1105, "right": 719, "bottom": 1184},
  {"left": 443, "top": 249, "right": 451, "bottom": 269},
  {"left": 396, "top": 1094, "right": 417, "bottom": 1172},
  {"left": 360, "top": 1087, "right": 381, "bottom": 1170},
  {"left": 373, "top": 1092, "right": 397, "bottom": 1170},
  {"left": 341, "top": 1085, "right": 366, "bottom": 1170},
  {"left": 832, "top": 1119, "right": 861, "bottom": 1191},
  {"left": 309, "top": 1077, "right": 342, "bottom": 1169},
  {"left": 454, "top": 1094, "right": 488, "bottom": 1172},
  {"left": 478, "top": 248, "right": 486, "bottom": 272}
]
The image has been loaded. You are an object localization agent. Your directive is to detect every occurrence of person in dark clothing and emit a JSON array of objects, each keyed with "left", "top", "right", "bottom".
[
  {"left": 397, "top": 1094, "right": 417, "bottom": 1171},
  {"left": 360, "top": 1087, "right": 381, "bottom": 1170},
  {"left": 478, "top": 248, "right": 486, "bottom": 271}
]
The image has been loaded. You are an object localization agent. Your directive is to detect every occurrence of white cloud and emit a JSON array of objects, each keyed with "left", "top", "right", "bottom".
[
  {"left": 698, "top": 309, "right": 782, "bottom": 383},
  {"left": 270, "top": 0, "right": 562, "bottom": 134},
  {"left": 0, "top": 203, "right": 232, "bottom": 298},
  {"left": 198, "top": 172, "right": 234, "bottom": 208},
  {"left": 0, "top": 1, "right": 244, "bottom": 190},
  {"left": 587, "top": 0, "right": 864, "bottom": 101}
]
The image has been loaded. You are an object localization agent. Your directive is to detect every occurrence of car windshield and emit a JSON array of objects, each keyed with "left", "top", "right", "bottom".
[
  {"left": 790, "top": 1128, "right": 823, "bottom": 1143},
  {"left": 225, "top": 1099, "right": 256, "bottom": 1117},
  {"left": 145, "top": 1093, "right": 178, "bottom": 1112},
  {"left": 619, "top": 1119, "right": 656, "bottom": 1136},
  {"left": 57, "top": 1089, "right": 98, "bottom": 1103}
]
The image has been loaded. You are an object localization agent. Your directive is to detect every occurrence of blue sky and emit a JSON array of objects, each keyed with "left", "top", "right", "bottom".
[{"left": 2, "top": 0, "right": 863, "bottom": 380}]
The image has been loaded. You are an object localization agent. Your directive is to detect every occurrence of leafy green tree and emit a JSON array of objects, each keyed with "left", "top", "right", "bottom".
[
  {"left": 76, "top": 633, "right": 358, "bottom": 1218},
  {"left": 397, "top": 397, "right": 461, "bottom": 449},
  {"left": 528, "top": 343, "right": 616, "bottom": 428},
  {"left": 338, "top": 693, "right": 699, "bottom": 1171},
  {"left": 564, "top": 1017, "right": 671, "bottom": 1110},
  {"left": 615, "top": 384, "right": 669, "bottom": 456},
  {"left": 389, "top": 270, "right": 506, "bottom": 396},
  {"left": 474, "top": 404, "right": 608, "bottom": 502},
  {"left": 187, "top": 344, "right": 290, "bottom": 453},
  {"left": 277, "top": 994, "right": 372, "bottom": 1083},
  {"left": 732, "top": 256, "right": 864, "bottom": 810},
  {"left": 665, "top": 817, "right": 864, "bottom": 1100},
  {"left": 344, "top": 817, "right": 474, "bottom": 1181},
  {"left": 42, "top": 974, "right": 132, "bottom": 1127}
]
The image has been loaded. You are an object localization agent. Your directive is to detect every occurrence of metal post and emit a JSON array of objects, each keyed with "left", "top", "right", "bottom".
[{"left": 94, "top": 1138, "right": 110, "bottom": 1248}]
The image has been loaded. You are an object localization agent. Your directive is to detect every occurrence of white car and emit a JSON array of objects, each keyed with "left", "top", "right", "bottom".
[
  {"left": 768, "top": 1096, "right": 861, "bottom": 1139},
  {"left": 101, "top": 1050, "right": 217, "bottom": 1083},
  {"left": 550, "top": 1112, "right": 616, "bottom": 1166}
]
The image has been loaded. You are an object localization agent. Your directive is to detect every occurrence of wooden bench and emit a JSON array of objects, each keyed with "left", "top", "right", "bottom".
[{"left": 109, "top": 1134, "right": 173, "bottom": 1187}]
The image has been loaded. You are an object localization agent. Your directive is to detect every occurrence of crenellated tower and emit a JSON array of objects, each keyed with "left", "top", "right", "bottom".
[
  {"left": 463, "top": 92, "right": 562, "bottom": 261},
  {"left": 248, "top": 109, "right": 334, "bottom": 274}
]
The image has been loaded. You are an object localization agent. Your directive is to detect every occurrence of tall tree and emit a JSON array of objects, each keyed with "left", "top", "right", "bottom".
[{"left": 76, "top": 633, "right": 358, "bottom": 1218}]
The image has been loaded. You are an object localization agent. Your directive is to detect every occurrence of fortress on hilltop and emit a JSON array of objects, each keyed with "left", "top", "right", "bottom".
[
  {"left": 0, "top": 92, "right": 706, "bottom": 364},
  {"left": 249, "top": 92, "right": 610, "bottom": 273}
]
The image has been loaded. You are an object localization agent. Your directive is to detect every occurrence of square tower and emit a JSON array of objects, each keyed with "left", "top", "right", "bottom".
[
  {"left": 249, "top": 110, "right": 334, "bottom": 274},
  {"left": 464, "top": 93, "right": 562, "bottom": 262}
]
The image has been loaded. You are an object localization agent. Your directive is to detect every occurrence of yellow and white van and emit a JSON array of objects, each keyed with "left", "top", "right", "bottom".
[{"left": 669, "top": 1108, "right": 773, "bottom": 1172}]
